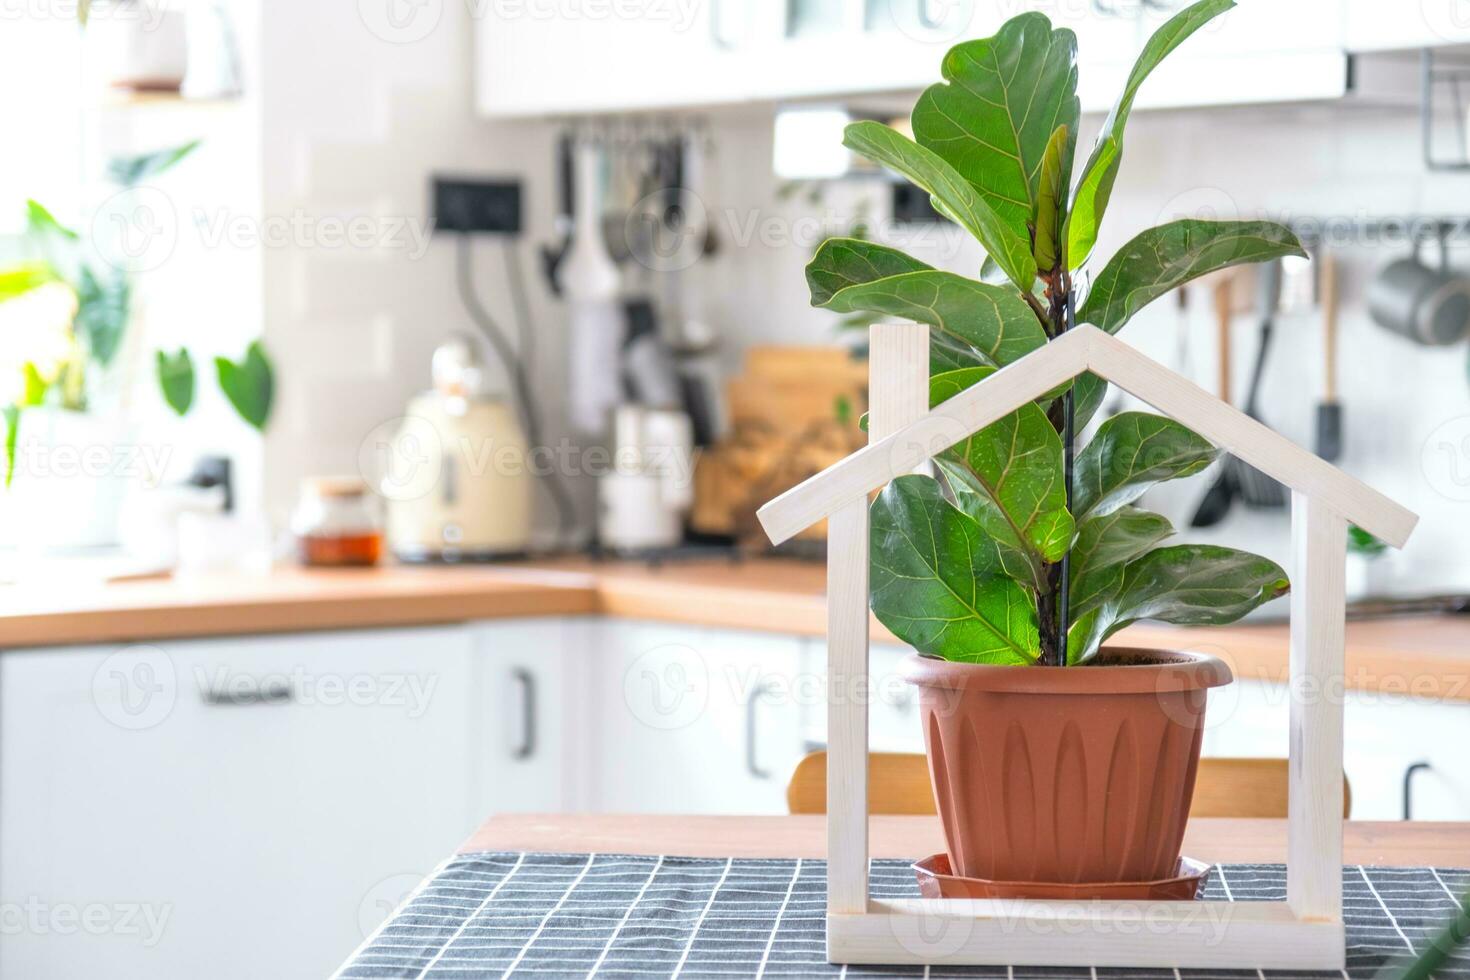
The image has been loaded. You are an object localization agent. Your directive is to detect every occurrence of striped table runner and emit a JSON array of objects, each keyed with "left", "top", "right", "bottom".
[{"left": 336, "top": 853, "right": 1469, "bottom": 979}]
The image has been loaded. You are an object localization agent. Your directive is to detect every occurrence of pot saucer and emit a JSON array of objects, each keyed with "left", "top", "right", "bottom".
[{"left": 912, "top": 853, "right": 1212, "bottom": 901}]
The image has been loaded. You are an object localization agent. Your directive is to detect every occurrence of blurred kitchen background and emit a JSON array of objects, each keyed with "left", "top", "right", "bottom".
[
  {"left": 5, "top": 1, "right": 1470, "bottom": 977},
  {"left": 6, "top": 1, "right": 1470, "bottom": 584}
]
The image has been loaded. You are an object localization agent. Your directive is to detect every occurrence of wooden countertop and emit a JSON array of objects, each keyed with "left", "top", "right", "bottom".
[
  {"left": 2, "top": 557, "right": 1468, "bottom": 701},
  {"left": 462, "top": 814, "right": 1470, "bottom": 867}
]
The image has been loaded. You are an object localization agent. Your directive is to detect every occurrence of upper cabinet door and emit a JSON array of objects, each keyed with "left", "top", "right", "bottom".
[
  {"left": 1133, "top": 0, "right": 1349, "bottom": 109},
  {"left": 748, "top": 1, "right": 1139, "bottom": 106},
  {"left": 747, "top": 1, "right": 994, "bottom": 102},
  {"left": 476, "top": 2, "right": 758, "bottom": 116},
  {"left": 1344, "top": 0, "right": 1470, "bottom": 50}
]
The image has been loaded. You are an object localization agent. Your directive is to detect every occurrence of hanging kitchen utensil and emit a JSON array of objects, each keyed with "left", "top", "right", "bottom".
[
  {"left": 539, "top": 132, "right": 575, "bottom": 297},
  {"left": 1230, "top": 259, "right": 1288, "bottom": 510},
  {"left": 1367, "top": 229, "right": 1470, "bottom": 346},
  {"left": 564, "top": 137, "right": 625, "bottom": 436},
  {"left": 1190, "top": 278, "right": 1238, "bottom": 528},
  {"left": 1316, "top": 250, "right": 1343, "bottom": 461},
  {"left": 621, "top": 298, "right": 683, "bottom": 409}
]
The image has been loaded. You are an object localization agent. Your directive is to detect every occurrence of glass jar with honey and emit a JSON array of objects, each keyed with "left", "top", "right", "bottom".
[{"left": 290, "top": 477, "right": 384, "bottom": 567}]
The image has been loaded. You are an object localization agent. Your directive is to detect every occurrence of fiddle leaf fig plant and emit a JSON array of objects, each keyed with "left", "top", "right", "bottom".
[{"left": 815, "top": 0, "right": 1298, "bottom": 666}]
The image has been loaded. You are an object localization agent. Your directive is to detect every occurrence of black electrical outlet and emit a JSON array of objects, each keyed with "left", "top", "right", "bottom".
[{"left": 433, "top": 176, "right": 522, "bottom": 234}]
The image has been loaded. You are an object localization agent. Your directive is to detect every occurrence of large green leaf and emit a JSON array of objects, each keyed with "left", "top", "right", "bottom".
[
  {"left": 823, "top": 271, "right": 1046, "bottom": 367},
  {"left": 216, "top": 341, "right": 274, "bottom": 431},
  {"left": 844, "top": 121, "right": 1037, "bottom": 290},
  {"left": 1068, "top": 543, "right": 1288, "bottom": 664},
  {"left": 107, "top": 140, "right": 201, "bottom": 188},
  {"left": 870, "top": 474, "right": 1039, "bottom": 664},
  {"left": 20, "top": 363, "right": 48, "bottom": 406},
  {"left": 1072, "top": 411, "right": 1218, "bottom": 521},
  {"left": 23, "top": 201, "right": 78, "bottom": 275},
  {"left": 1065, "top": 0, "right": 1235, "bottom": 267},
  {"left": 25, "top": 200, "right": 77, "bottom": 241},
  {"left": 930, "top": 330, "right": 988, "bottom": 373},
  {"left": 910, "top": 13, "right": 1079, "bottom": 231},
  {"left": 1069, "top": 506, "right": 1175, "bottom": 620},
  {"left": 1079, "top": 220, "right": 1306, "bottom": 333},
  {"left": 806, "top": 238, "right": 933, "bottom": 306},
  {"left": 156, "top": 348, "right": 195, "bottom": 416},
  {"left": 74, "top": 264, "right": 130, "bottom": 367},
  {"left": 1071, "top": 372, "right": 1108, "bottom": 430},
  {"left": 0, "top": 262, "right": 59, "bottom": 302},
  {"left": 1112, "top": 545, "right": 1289, "bottom": 628},
  {"left": 931, "top": 367, "right": 1074, "bottom": 579},
  {"left": 2, "top": 405, "right": 18, "bottom": 488},
  {"left": 1032, "top": 124, "right": 1070, "bottom": 270}
]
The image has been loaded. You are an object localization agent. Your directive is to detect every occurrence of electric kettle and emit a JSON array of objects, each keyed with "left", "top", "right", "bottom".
[{"left": 384, "top": 336, "right": 533, "bottom": 561}]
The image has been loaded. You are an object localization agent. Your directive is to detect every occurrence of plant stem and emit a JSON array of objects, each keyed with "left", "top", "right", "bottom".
[
  {"left": 1035, "top": 270, "right": 1075, "bottom": 666},
  {"left": 1058, "top": 289, "right": 1077, "bottom": 665}
]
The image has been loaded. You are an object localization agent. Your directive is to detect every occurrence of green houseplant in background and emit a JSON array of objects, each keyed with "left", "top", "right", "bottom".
[
  {"left": 0, "top": 141, "right": 274, "bottom": 487},
  {"left": 806, "top": 0, "right": 1307, "bottom": 890}
]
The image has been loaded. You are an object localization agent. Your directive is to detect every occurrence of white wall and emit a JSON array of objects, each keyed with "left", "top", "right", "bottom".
[{"left": 255, "top": 0, "right": 582, "bottom": 540}]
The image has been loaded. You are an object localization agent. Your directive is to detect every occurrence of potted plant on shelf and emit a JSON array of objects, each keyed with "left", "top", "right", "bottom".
[
  {"left": 1, "top": 142, "right": 274, "bottom": 552},
  {"left": 805, "top": 0, "right": 1304, "bottom": 892}
]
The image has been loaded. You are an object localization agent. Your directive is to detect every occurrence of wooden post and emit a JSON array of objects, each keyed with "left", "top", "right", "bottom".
[
  {"left": 824, "top": 498, "right": 868, "bottom": 916},
  {"left": 1287, "top": 491, "right": 1347, "bottom": 925},
  {"left": 827, "top": 323, "right": 929, "bottom": 917}
]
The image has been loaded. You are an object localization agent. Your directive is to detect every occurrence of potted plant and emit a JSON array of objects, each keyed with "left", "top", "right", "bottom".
[
  {"left": 1, "top": 141, "right": 274, "bottom": 549},
  {"left": 805, "top": 0, "right": 1304, "bottom": 890}
]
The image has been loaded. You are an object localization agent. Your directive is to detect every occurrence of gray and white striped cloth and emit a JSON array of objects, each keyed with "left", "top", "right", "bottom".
[{"left": 335, "top": 853, "right": 1469, "bottom": 979}]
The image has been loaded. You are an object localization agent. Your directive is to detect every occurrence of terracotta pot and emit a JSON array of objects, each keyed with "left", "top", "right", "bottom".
[{"left": 902, "top": 647, "right": 1232, "bottom": 885}]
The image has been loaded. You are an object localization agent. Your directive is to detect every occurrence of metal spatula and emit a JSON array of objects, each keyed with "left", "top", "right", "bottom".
[{"left": 1231, "top": 260, "right": 1287, "bottom": 510}]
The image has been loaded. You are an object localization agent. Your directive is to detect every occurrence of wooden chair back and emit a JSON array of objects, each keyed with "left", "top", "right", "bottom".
[{"left": 785, "top": 751, "right": 1351, "bottom": 819}]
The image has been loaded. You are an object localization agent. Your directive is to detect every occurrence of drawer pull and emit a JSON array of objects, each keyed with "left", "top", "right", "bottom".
[
  {"left": 746, "top": 681, "right": 775, "bottom": 780},
  {"left": 512, "top": 668, "right": 537, "bottom": 761},
  {"left": 200, "top": 678, "right": 293, "bottom": 706},
  {"left": 1403, "top": 761, "right": 1432, "bottom": 820}
]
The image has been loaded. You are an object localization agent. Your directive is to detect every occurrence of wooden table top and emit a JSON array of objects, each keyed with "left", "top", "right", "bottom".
[
  {"left": 462, "top": 814, "right": 1470, "bottom": 868},
  {"left": 3, "top": 557, "right": 1468, "bottom": 700}
]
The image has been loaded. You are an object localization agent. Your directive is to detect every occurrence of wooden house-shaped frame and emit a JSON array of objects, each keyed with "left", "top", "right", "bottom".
[{"left": 757, "top": 321, "right": 1418, "bottom": 971}]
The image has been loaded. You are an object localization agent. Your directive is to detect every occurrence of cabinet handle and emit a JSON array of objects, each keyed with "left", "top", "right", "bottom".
[
  {"left": 1403, "top": 761, "right": 1432, "bottom": 820},
  {"left": 512, "top": 668, "right": 536, "bottom": 761},
  {"left": 200, "top": 677, "right": 293, "bottom": 706},
  {"left": 745, "top": 681, "right": 775, "bottom": 780}
]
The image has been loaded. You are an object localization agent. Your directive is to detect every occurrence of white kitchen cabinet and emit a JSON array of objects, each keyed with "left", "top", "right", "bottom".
[
  {"left": 744, "top": 0, "right": 1139, "bottom": 109},
  {"left": 474, "top": 0, "right": 1372, "bottom": 117},
  {"left": 588, "top": 619, "right": 806, "bottom": 813},
  {"left": 469, "top": 617, "right": 586, "bottom": 814},
  {"left": 1122, "top": 0, "right": 1348, "bottom": 110},
  {"left": 1344, "top": 0, "right": 1470, "bottom": 51},
  {"left": 0, "top": 623, "right": 564, "bottom": 980},
  {"left": 1202, "top": 677, "right": 1470, "bottom": 821},
  {"left": 475, "top": 1, "right": 761, "bottom": 116}
]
